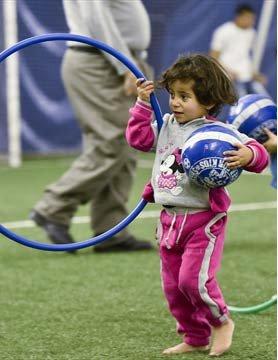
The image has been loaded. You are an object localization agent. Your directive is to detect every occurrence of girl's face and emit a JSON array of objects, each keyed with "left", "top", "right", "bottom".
[{"left": 168, "top": 80, "right": 211, "bottom": 124}]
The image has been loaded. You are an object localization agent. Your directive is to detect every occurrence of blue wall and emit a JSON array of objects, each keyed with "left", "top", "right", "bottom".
[{"left": 0, "top": 0, "right": 276, "bottom": 155}]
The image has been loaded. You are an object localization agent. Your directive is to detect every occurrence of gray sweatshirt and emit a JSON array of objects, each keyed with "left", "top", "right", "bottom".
[
  {"left": 62, "top": 0, "right": 151, "bottom": 74},
  {"left": 150, "top": 114, "right": 251, "bottom": 208}
]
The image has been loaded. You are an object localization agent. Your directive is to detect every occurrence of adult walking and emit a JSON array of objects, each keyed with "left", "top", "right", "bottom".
[{"left": 30, "top": 0, "right": 153, "bottom": 252}]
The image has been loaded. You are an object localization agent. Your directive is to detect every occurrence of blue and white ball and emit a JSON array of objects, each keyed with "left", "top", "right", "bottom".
[
  {"left": 227, "top": 94, "right": 277, "bottom": 143},
  {"left": 182, "top": 124, "right": 243, "bottom": 188}
]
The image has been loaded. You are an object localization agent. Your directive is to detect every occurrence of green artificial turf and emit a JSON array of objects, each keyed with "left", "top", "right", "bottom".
[{"left": 0, "top": 154, "right": 276, "bottom": 359}]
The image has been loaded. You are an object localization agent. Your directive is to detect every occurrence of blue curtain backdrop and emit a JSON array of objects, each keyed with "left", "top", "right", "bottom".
[{"left": 0, "top": 0, "right": 276, "bottom": 155}]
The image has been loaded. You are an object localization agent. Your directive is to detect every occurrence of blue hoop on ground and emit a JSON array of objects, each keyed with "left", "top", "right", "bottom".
[
  {"left": 0, "top": 33, "right": 163, "bottom": 251},
  {"left": 0, "top": 199, "right": 148, "bottom": 251}
]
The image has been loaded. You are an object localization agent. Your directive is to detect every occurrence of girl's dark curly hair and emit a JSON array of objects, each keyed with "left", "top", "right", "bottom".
[{"left": 158, "top": 54, "right": 237, "bottom": 115}]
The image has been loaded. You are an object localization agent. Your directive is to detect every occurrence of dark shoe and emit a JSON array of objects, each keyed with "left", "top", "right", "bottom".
[
  {"left": 29, "top": 210, "right": 76, "bottom": 253},
  {"left": 93, "top": 235, "right": 153, "bottom": 253}
]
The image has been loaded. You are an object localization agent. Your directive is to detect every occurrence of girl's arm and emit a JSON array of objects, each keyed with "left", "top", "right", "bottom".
[
  {"left": 224, "top": 139, "right": 269, "bottom": 173},
  {"left": 223, "top": 124, "right": 269, "bottom": 173},
  {"left": 244, "top": 140, "right": 269, "bottom": 173},
  {"left": 126, "top": 100, "right": 158, "bottom": 152}
]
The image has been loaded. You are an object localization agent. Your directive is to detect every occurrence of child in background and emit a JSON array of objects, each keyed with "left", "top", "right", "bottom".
[
  {"left": 263, "top": 128, "right": 277, "bottom": 189},
  {"left": 126, "top": 54, "right": 268, "bottom": 356}
]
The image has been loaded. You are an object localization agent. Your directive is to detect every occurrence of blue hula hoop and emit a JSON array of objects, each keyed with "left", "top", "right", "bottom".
[
  {"left": 0, "top": 199, "right": 148, "bottom": 251},
  {"left": 0, "top": 33, "right": 163, "bottom": 251}
]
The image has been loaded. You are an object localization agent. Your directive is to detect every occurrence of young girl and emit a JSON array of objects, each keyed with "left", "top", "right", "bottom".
[{"left": 126, "top": 54, "right": 269, "bottom": 356}]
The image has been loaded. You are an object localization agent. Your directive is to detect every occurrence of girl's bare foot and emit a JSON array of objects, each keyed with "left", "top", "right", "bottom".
[
  {"left": 209, "top": 318, "right": 235, "bottom": 356},
  {"left": 163, "top": 342, "right": 209, "bottom": 355}
]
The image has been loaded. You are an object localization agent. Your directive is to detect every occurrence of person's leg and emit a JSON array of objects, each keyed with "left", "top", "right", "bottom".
[
  {"left": 90, "top": 152, "right": 152, "bottom": 250},
  {"left": 32, "top": 49, "right": 136, "bottom": 242},
  {"left": 160, "top": 247, "right": 211, "bottom": 353},
  {"left": 177, "top": 211, "right": 234, "bottom": 356},
  {"left": 90, "top": 147, "right": 136, "bottom": 235},
  {"left": 33, "top": 133, "right": 132, "bottom": 224},
  {"left": 30, "top": 132, "right": 131, "bottom": 246},
  {"left": 159, "top": 210, "right": 211, "bottom": 354}
]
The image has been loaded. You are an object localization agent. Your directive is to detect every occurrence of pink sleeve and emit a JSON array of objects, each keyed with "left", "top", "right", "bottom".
[
  {"left": 244, "top": 140, "right": 269, "bottom": 173},
  {"left": 126, "top": 100, "right": 156, "bottom": 152},
  {"left": 142, "top": 181, "right": 155, "bottom": 203}
]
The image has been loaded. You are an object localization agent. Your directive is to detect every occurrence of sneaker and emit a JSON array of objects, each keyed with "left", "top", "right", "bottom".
[
  {"left": 93, "top": 235, "right": 153, "bottom": 252},
  {"left": 29, "top": 210, "right": 76, "bottom": 253}
]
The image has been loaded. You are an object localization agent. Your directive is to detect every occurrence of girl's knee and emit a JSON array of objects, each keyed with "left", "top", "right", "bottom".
[{"left": 178, "top": 276, "right": 198, "bottom": 295}]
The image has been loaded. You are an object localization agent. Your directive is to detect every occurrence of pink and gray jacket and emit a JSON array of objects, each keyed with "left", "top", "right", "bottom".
[{"left": 126, "top": 100, "right": 269, "bottom": 213}]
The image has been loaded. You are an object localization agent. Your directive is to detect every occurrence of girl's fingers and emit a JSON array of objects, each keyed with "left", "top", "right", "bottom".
[
  {"left": 226, "top": 161, "right": 241, "bottom": 168},
  {"left": 143, "top": 82, "right": 154, "bottom": 88},
  {"left": 138, "top": 87, "right": 154, "bottom": 95},
  {"left": 137, "top": 79, "right": 153, "bottom": 87},
  {"left": 263, "top": 127, "right": 272, "bottom": 136},
  {"left": 223, "top": 150, "right": 238, "bottom": 156},
  {"left": 136, "top": 78, "right": 145, "bottom": 85},
  {"left": 224, "top": 156, "right": 240, "bottom": 162},
  {"left": 232, "top": 142, "right": 244, "bottom": 149},
  {"left": 142, "top": 83, "right": 154, "bottom": 89}
]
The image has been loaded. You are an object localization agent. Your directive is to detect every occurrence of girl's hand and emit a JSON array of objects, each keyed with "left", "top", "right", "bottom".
[
  {"left": 223, "top": 142, "right": 253, "bottom": 169},
  {"left": 136, "top": 78, "right": 154, "bottom": 102},
  {"left": 263, "top": 128, "right": 277, "bottom": 154}
]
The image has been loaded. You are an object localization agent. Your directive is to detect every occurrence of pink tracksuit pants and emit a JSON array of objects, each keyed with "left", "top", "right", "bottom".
[{"left": 158, "top": 208, "right": 229, "bottom": 347}]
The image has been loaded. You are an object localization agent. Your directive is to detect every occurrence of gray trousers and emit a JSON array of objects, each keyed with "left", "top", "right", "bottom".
[{"left": 34, "top": 48, "right": 144, "bottom": 243}]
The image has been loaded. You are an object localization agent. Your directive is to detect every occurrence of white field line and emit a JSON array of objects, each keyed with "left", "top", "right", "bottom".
[{"left": 1, "top": 201, "right": 276, "bottom": 230}]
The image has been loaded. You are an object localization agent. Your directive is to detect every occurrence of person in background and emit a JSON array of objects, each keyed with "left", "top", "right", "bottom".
[
  {"left": 30, "top": 0, "right": 153, "bottom": 252},
  {"left": 125, "top": 54, "right": 269, "bottom": 356},
  {"left": 263, "top": 128, "right": 277, "bottom": 189},
  {"left": 210, "top": 4, "right": 268, "bottom": 97}
]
